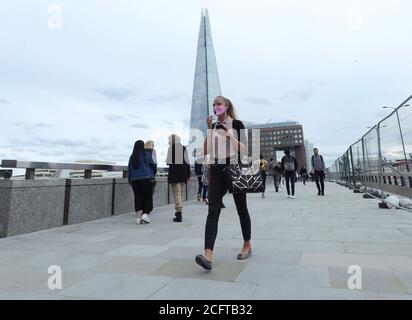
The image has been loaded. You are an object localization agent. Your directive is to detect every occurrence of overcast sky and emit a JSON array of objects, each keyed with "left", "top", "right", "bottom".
[{"left": 1, "top": 0, "right": 411, "bottom": 168}]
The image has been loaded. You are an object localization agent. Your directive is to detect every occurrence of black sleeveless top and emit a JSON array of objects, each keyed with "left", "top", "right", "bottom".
[{"left": 211, "top": 119, "right": 247, "bottom": 164}]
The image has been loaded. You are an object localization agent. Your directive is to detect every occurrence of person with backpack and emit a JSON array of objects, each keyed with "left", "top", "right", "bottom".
[
  {"left": 166, "top": 134, "right": 191, "bottom": 222},
  {"left": 128, "top": 140, "right": 157, "bottom": 225},
  {"left": 299, "top": 166, "right": 308, "bottom": 185},
  {"left": 311, "top": 148, "right": 326, "bottom": 196},
  {"left": 281, "top": 149, "right": 298, "bottom": 199}
]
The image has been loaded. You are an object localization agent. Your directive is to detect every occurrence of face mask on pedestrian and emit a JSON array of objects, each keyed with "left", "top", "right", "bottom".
[{"left": 213, "top": 102, "right": 227, "bottom": 116}]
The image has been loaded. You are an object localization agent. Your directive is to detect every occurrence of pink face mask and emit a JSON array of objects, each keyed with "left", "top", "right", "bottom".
[{"left": 213, "top": 105, "right": 227, "bottom": 116}]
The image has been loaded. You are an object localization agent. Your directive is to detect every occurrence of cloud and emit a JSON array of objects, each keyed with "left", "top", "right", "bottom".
[
  {"left": 163, "top": 119, "right": 175, "bottom": 126},
  {"left": 95, "top": 86, "right": 138, "bottom": 101},
  {"left": 127, "top": 114, "right": 141, "bottom": 119},
  {"left": 280, "top": 87, "right": 314, "bottom": 103},
  {"left": 104, "top": 114, "right": 125, "bottom": 122},
  {"left": 244, "top": 97, "right": 271, "bottom": 106},
  {"left": 0, "top": 98, "right": 12, "bottom": 104},
  {"left": 7, "top": 137, "right": 86, "bottom": 148},
  {"left": 130, "top": 123, "right": 149, "bottom": 129},
  {"left": 147, "top": 91, "right": 188, "bottom": 104}
]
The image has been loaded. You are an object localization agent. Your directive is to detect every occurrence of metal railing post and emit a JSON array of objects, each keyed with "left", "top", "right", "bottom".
[
  {"left": 376, "top": 124, "right": 386, "bottom": 204},
  {"left": 395, "top": 109, "right": 409, "bottom": 174}
]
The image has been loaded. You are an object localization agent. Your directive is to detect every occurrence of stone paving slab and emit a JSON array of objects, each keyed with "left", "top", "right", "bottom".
[
  {"left": 329, "top": 267, "right": 408, "bottom": 294},
  {"left": 149, "top": 259, "right": 247, "bottom": 282},
  {"left": 148, "top": 278, "right": 257, "bottom": 300},
  {"left": 1, "top": 182, "right": 412, "bottom": 299},
  {"left": 59, "top": 273, "right": 172, "bottom": 300}
]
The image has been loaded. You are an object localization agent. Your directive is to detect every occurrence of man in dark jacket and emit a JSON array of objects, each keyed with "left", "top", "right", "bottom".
[
  {"left": 281, "top": 149, "right": 298, "bottom": 199},
  {"left": 166, "top": 134, "right": 191, "bottom": 222}
]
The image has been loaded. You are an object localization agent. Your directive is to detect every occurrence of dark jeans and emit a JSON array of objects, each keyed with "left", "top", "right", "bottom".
[
  {"left": 315, "top": 170, "right": 325, "bottom": 192},
  {"left": 205, "top": 164, "right": 251, "bottom": 250},
  {"left": 284, "top": 171, "right": 296, "bottom": 196},
  {"left": 302, "top": 175, "right": 306, "bottom": 185},
  {"left": 131, "top": 179, "right": 153, "bottom": 214},
  {"left": 261, "top": 171, "right": 267, "bottom": 193},
  {"left": 197, "top": 176, "right": 203, "bottom": 195}
]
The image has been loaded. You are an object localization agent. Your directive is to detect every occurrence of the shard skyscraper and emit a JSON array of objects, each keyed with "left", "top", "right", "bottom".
[{"left": 189, "top": 8, "right": 222, "bottom": 145}]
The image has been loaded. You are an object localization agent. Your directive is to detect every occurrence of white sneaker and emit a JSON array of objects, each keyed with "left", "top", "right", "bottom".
[
  {"left": 287, "top": 195, "right": 291, "bottom": 198},
  {"left": 141, "top": 214, "right": 150, "bottom": 224},
  {"left": 291, "top": 195, "right": 295, "bottom": 199}
]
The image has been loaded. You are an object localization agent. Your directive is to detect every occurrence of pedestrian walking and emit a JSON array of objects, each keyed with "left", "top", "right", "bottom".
[
  {"left": 194, "top": 150, "right": 204, "bottom": 201},
  {"left": 201, "top": 155, "right": 211, "bottom": 205},
  {"left": 128, "top": 140, "right": 157, "bottom": 225},
  {"left": 311, "top": 148, "right": 326, "bottom": 196},
  {"left": 299, "top": 166, "right": 308, "bottom": 185},
  {"left": 281, "top": 150, "right": 298, "bottom": 199},
  {"left": 195, "top": 96, "right": 252, "bottom": 271},
  {"left": 268, "top": 158, "right": 282, "bottom": 192},
  {"left": 166, "top": 134, "right": 191, "bottom": 222},
  {"left": 145, "top": 140, "right": 157, "bottom": 195},
  {"left": 259, "top": 154, "right": 268, "bottom": 198}
]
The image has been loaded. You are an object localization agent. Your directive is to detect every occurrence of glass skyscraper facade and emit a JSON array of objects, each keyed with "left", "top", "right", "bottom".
[{"left": 189, "top": 8, "right": 222, "bottom": 145}]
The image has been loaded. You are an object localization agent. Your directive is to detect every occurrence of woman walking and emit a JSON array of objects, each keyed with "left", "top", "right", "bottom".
[
  {"left": 195, "top": 96, "right": 252, "bottom": 271},
  {"left": 128, "top": 140, "right": 157, "bottom": 225}
]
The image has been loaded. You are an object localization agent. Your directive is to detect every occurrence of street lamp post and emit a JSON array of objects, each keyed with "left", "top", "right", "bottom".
[{"left": 382, "top": 105, "right": 410, "bottom": 172}]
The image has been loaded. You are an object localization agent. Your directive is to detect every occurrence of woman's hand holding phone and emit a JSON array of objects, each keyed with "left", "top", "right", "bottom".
[{"left": 206, "top": 116, "right": 213, "bottom": 129}]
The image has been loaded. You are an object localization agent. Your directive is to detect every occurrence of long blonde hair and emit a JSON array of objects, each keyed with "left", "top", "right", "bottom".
[
  {"left": 145, "top": 140, "right": 154, "bottom": 150},
  {"left": 214, "top": 96, "right": 238, "bottom": 120}
]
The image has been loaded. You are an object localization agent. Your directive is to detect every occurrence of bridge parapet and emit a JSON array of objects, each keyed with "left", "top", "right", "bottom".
[{"left": 0, "top": 160, "right": 197, "bottom": 238}]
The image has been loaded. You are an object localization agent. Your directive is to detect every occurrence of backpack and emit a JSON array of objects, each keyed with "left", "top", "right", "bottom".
[{"left": 284, "top": 156, "right": 295, "bottom": 171}]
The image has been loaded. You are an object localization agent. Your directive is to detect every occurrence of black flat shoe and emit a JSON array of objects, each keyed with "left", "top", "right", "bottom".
[
  {"left": 195, "top": 255, "right": 212, "bottom": 271},
  {"left": 237, "top": 249, "right": 252, "bottom": 260}
]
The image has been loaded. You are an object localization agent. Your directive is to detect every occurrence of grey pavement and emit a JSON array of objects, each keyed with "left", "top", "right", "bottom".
[{"left": 1, "top": 181, "right": 412, "bottom": 300}]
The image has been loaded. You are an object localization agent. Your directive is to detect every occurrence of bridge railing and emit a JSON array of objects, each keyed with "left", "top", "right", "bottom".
[
  {"left": 327, "top": 95, "right": 412, "bottom": 206},
  {"left": 0, "top": 160, "right": 128, "bottom": 180}
]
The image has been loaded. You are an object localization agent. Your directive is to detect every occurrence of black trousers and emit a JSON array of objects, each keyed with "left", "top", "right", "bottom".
[
  {"left": 284, "top": 171, "right": 295, "bottom": 196},
  {"left": 131, "top": 179, "right": 153, "bottom": 214},
  {"left": 261, "top": 171, "right": 267, "bottom": 193},
  {"left": 315, "top": 170, "right": 325, "bottom": 192},
  {"left": 205, "top": 164, "right": 251, "bottom": 250}
]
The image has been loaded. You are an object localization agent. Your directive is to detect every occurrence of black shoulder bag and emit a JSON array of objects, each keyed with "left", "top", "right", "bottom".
[{"left": 221, "top": 120, "right": 264, "bottom": 193}]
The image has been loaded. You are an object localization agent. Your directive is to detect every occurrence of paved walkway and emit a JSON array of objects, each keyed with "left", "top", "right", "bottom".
[{"left": 1, "top": 181, "right": 412, "bottom": 299}]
